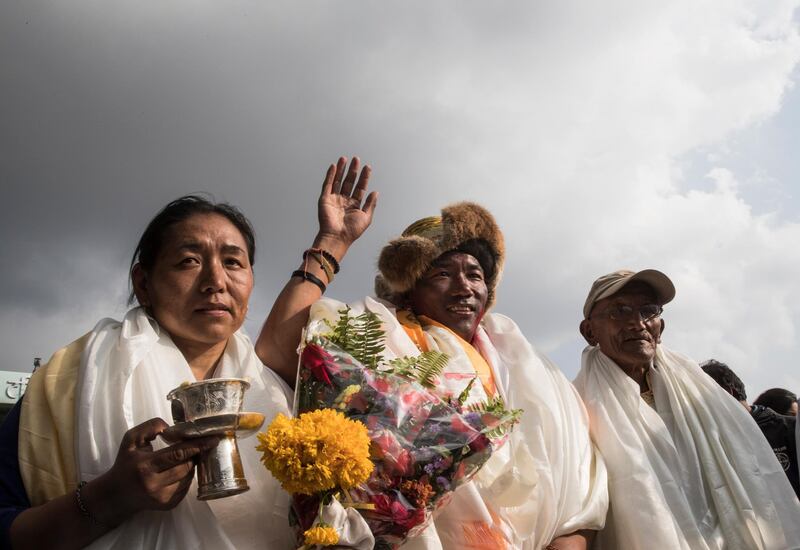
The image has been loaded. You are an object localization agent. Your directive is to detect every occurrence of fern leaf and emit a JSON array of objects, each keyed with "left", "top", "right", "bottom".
[
  {"left": 457, "top": 377, "right": 477, "bottom": 405},
  {"left": 383, "top": 351, "right": 449, "bottom": 388},
  {"left": 385, "top": 356, "right": 419, "bottom": 378},
  {"left": 413, "top": 351, "right": 449, "bottom": 388},
  {"left": 468, "top": 395, "right": 523, "bottom": 439},
  {"left": 319, "top": 308, "right": 453, "bottom": 386},
  {"left": 324, "top": 308, "right": 386, "bottom": 370}
]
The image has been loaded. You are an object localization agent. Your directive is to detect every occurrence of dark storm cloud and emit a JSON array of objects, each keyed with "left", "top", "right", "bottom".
[{"left": 1, "top": 0, "right": 799, "bottom": 398}]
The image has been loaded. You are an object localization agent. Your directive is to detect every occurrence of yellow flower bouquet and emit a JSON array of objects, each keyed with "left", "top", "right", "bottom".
[{"left": 257, "top": 408, "right": 374, "bottom": 548}]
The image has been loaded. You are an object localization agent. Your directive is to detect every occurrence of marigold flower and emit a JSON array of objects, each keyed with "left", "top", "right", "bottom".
[
  {"left": 400, "top": 479, "right": 435, "bottom": 507},
  {"left": 304, "top": 525, "right": 339, "bottom": 546},
  {"left": 257, "top": 409, "right": 373, "bottom": 495}
]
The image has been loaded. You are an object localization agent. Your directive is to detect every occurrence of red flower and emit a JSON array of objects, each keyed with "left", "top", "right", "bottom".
[
  {"left": 370, "top": 430, "right": 415, "bottom": 476},
  {"left": 371, "top": 494, "right": 427, "bottom": 531},
  {"left": 400, "top": 507, "right": 426, "bottom": 531},
  {"left": 468, "top": 433, "right": 491, "bottom": 453},
  {"left": 386, "top": 449, "right": 414, "bottom": 477},
  {"left": 347, "top": 392, "right": 370, "bottom": 413},
  {"left": 291, "top": 494, "right": 322, "bottom": 531},
  {"left": 370, "top": 377, "right": 391, "bottom": 393},
  {"left": 366, "top": 416, "right": 381, "bottom": 432},
  {"left": 301, "top": 344, "right": 335, "bottom": 386},
  {"left": 371, "top": 430, "right": 403, "bottom": 458}
]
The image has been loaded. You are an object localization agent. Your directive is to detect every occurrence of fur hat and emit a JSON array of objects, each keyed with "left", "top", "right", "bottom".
[{"left": 375, "top": 202, "right": 505, "bottom": 308}]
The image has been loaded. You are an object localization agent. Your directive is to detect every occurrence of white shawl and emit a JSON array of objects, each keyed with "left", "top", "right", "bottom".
[
  {"left": 75, "top": 307, "right": 294, "bottom": 550},
  {"left": 308, "top": 298, "right": 608, "bottom": 550},
  {"left": 574, "top": 345, "right": 800, "bottom": 550}
]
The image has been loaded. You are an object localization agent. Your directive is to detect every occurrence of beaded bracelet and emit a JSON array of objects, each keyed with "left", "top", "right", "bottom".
[
  {"left": 303, "top": 248, "right": 340, "bottom": 274},
  {"left": 305, "top": 251, "right": 335, "bottom": 283},
  {"left": 291, "top": 269, "right": 327, "bottom": 293},
  {"left": 76, "top": 481, "right": 106, "bottom": 527},
  {"left": 319, "top": 249, "right": 340, "bottom": 274}
]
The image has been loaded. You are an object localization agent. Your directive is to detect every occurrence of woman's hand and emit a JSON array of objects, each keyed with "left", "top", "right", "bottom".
[
  {"left": 315, "top": 156, "right": 378, "bottom": 257},
  {"left": 91, "top": 418, "right": 219, "bottom": 523},
  {"left": 9, "top": 418, "right": 219, "bottom": 550}
]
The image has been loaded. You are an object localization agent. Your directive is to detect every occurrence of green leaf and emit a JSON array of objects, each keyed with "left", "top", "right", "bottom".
[
  {"left": 324, "top": 308, "right": 386, "bottom": 369},
  {"left": 385, "top": 351, "right": 449, "bottom": 388},
  {"left": 457, "top": 377, "right": 477, "bottom": 405},
  {"left": 468, "top": 395, "right": 524, "bottom": 439}
]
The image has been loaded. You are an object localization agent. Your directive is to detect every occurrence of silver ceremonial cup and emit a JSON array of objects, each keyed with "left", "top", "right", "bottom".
[{"left": 166, "top": 378, "right": 251, "bottom": 500}]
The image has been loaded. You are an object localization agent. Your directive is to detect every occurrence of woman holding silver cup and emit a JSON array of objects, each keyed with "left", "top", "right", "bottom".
[{"left": 0, "top": 157, "right": 377, "bottom": 550}]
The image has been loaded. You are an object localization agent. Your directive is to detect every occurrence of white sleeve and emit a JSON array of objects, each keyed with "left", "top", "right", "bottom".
[{"left": 261, "top": 363, "right": 294, "bottom": 408}]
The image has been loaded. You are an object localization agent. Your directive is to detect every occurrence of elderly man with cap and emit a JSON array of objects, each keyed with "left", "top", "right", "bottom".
[
  {"left": 574, "top": 269, "right": 800, "bottom": 550},
  {"left": 258, "top": 157, "right": 608, "bottom": 549}
]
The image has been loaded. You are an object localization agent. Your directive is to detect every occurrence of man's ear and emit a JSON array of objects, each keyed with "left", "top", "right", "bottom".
[
  {"left": 579, "top": 319, "right": 597, "bottom": 346},
  {"left": 131, "top": 263, "right": 149, "bottom": 307},
  {"left": 400, "top": 290, "right": 414, "bottom": 311},
  {"left": 657, "top": 318, "right": 665, "bottom": 343}
]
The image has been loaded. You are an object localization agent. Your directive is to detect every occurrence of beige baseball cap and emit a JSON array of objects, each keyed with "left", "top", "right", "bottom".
[{"left": 583, "top": 269, "right": 675, "bottom": 319}]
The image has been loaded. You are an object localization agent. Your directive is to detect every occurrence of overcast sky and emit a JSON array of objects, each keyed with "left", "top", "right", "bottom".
[{"left": 2, "top": 1, "right": 799, "bottom": 399}]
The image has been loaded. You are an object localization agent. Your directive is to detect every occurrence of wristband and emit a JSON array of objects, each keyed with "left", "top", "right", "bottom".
[
  {"left": 305, "top": 251, "right": 335, "bottom": 283},
  {"left": 76, "top": 481, "right": 107, "bottom": 527},
  {"left": 292, "top": 269, "right": 327, "bottom": 293}
]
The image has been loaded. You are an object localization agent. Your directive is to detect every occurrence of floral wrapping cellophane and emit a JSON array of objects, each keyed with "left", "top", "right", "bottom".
[{"left": 289, "top": 309, "right": 520, "bottom": 549}]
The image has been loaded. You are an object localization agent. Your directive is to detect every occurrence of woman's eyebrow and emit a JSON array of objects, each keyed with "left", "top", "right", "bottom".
[
  {"left": 176, "top": 242, "right": 202, "bottom": 252},
  {"left": 221, "top": 244, "right": 246, "bottom": 255},
  {"left": 174, "top": 242, "right": 245, "bottom": 255}
]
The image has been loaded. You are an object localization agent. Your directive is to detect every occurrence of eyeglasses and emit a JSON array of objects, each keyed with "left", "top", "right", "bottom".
[{"left": 591, "top": 304, "right": 663, "bottom": 323}]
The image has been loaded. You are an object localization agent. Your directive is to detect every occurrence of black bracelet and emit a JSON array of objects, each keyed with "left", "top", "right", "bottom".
[
  {"left": 76, "top": 481, "right": 107, "bottom": 527},
  {"left": 303, "top": 248, "right": 340, "bottom": 274},
  {"left": 292, "top": 269, "right": 326, "bottom": 293}
]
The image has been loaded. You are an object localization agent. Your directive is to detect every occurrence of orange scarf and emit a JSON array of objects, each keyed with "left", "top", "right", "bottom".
[{"left": 396, "top": 310, "right": 497, "bottom": 397}]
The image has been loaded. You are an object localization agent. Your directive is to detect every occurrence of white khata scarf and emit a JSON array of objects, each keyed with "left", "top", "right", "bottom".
[
  {"left": 75, "top": 307, "right": 294, "bottom": 550},
  {"left": 308, "top": 297, "right": 608, "bottom": 550},
  {"left": 574, "top": 345, "right": 800, "bottom": 550}
]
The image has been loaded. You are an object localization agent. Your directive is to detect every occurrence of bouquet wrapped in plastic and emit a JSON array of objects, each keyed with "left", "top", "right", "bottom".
[{"left": 259, "top": 308, "right": 521, "bottom": 549}]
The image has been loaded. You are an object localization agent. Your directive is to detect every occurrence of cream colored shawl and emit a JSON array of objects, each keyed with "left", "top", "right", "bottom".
[
  {"left": 19, "top": 333, "right": 89, "bottom": 505},
  {"left": 308, "top": 298, "right": 608, "bottom": 550},
  {"left": 21, "top": 307, "right": 294, "bottom": 549},
  {"left": 574, "top": 345, "right": 800, "bottom": 550}
]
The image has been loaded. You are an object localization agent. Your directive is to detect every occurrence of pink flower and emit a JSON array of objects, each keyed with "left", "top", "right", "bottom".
[
  {"left": 401, "top": 390, "right": 428, "bottom": 409},
  {"left": 370, "top": 377, "right": 391, "bottom": 393}
]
